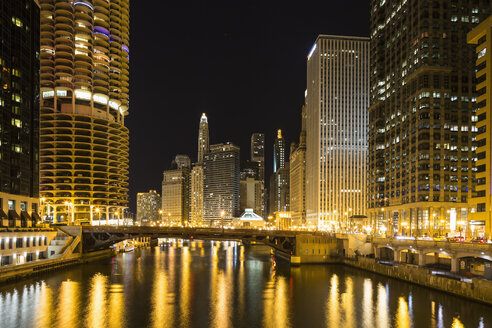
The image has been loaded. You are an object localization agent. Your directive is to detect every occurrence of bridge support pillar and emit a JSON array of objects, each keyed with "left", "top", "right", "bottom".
[
  {"left": 418, "top": 252, "right": 426, "bottom": 266},
  {"left": 393, "top": 248, "right": 399, "bottom": 263},
  {"left": 451, "top": 255, "right": 458, "bottom": 273}
]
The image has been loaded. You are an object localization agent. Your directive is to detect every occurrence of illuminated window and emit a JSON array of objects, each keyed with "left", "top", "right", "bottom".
[{"left": 11, "top": 17, "right": 23, "bottom": 27}]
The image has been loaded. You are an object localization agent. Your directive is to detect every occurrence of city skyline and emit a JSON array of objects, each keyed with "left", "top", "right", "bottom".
[{"left": 127, "top": 1, "right": 370, "bottom": 212}]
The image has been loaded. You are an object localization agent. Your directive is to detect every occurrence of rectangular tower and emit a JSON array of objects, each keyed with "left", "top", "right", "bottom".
[
  {"left": 203, "top": 143, "right": 240, "bottom": 222},
  {"left": 468, "top": 15, "right": 492, "bottom": 238},
  {"left": 162, "top": 169, "right": 190, "bottom": 225},
  {"left": 136, "top": 190, "right": 161, "bottom": 226},
  {"left": 306, "top": 35, "right": 370, "bottom": 229},
  {"left": 368, "top": 0, "right": 490, "bottom": 237},
  {"left": 0, "top": 0, "right": 40, "bottom": 223}
]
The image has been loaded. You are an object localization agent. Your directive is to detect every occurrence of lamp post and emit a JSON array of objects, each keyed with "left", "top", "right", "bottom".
[{"left": 64, "top": 201, "right": 74, "bottom": 225}]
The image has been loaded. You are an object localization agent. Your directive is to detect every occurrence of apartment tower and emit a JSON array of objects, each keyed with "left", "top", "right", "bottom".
[
  {"left": 306, "top": 35, "right": 369, "bottom": 229},
  {"left": 38, "top": 0, "right": 130, "bottom": 223},
  {"left": 368, "top": 0, "right": 490, "bottom": 237}
]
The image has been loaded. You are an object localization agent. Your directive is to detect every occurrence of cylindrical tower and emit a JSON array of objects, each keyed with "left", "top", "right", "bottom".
[{"left": 39, "top": 0, "right": 130, "bottom": 224}]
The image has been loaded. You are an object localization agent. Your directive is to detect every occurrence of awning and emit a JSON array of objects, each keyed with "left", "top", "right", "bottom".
[
  {"left": 31, "top": 211, "right": 42, "bottom": 222},
  {"left": 350, "top": 215, "right": 368, "bottom": 219},
  {"left": 21, "top": 211, "right": 31, "bottom": 222}
]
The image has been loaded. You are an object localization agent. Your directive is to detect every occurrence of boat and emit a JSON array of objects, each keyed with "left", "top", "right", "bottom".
[{"left": 124, "top": 243, "right": 134, "bottom": 252}]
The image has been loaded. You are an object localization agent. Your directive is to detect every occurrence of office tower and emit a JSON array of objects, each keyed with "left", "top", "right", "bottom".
[
  {"left": 173, "top": 154, "right": 191, "bottom": 169},
  {"left": 240, "top": 171, "right": 263, "bottom": 216},
  {"left": 290, "top": 106, "right": 307, "bottom": 225},
  {"left": 468, "top": 15, "right": 492, "bottom": 238},
  {"left": 274, "top": 164, "right": 290, "bottom": 213},
  {"left": 306, "top": 35, "right": 369, "bottom": 229},
  {"left": 190, "top": 164, "right": 203, "bottom": 224},
  {"left": 203, "top": 143, "right": 240, "bottom": 222},
  {"left": 0, "top": 0, "right": 40, "bottom": 225},
  {"left": 38, "top": 0, "right": 130, "bottom": 224},
  {"left": 136, "top": 190, "right": 160, "bottom": 226},
  {"left": 198, "top": 113, "right": 209, "bottom": 164},
  {"left": 273, "top": 129, "right": 286, "bottom": 173},
  {"left": 251, "top": 133, "right": 266, "bottom": 217},
  {"left": 162, "top": 156, "right": 190, "bottom": 225},
  {"left": 368, "top": 0, "right": 491, "bottom": 237}
]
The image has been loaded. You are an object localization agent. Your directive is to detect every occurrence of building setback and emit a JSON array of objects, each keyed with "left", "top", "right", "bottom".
[
  {"left": 190, "top": 113, "right": 209, "bottom": 224},
  {"left": 203, "top": 143, "right": 240, "bottom": 221},
  {"left": 136, "top": 190, "right": 160, "bottom": 226},
  {"left": 468, "top": 15, "right": 492, "bottom": 238},
  {"left": 306, "top": 35, "right": 369, "bottom": 229},
  {"left": 368, "top": 0, "right": 491, "bottom": 237},
  {"left": 38, "top": 0, "right": 130, "bottom": 223},
  {"left": 0, "top": 0, "right": 40, "bottom": 223}
]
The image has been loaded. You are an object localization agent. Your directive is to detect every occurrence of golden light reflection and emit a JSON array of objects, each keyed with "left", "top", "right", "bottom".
[
  {"left": 151, "top": 270, "right": 174, "bottom": 328},
  {"left": 451, "top": 317, "right": 464, "bottom": 328},
  {"left": 57, "top": 280, "right": 80, "bottom": 328},
  {"left": 376, "top": 283, "right": 389, "bottom": 328},
  {"left": 263, "top": 271, "right": 290, "bottom": 328},
  {"left": 362, "top": 279, "right": 374, "bottom": 328},
  {"left": 109, "top": 284, "right": 125, "bottom": 328},
  {"left": 239, "top": 245, "right": 245, "bottom": 262},
  {"left": 86, "top": 273, "right": 108, "bottom": 328},
  {"left": 326, "top": 274, "right": 340, "bottom": 327},
  {"left": 35, "top": 282, "right": 54, "bottom": 328},
  {"left": 180, "top": 246, "right": 191, "bottom": 327},
  {"left": 340, "top": 277, "right": 354, "bottom": 328},
  {"left": 395, "top": 297, "right": 411, "bottom": 328},
  {"left": 212, "top": 272, "right": 231, "bottom": 328}
]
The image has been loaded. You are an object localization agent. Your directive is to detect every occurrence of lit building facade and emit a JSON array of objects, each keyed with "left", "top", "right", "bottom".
[
  {"left": 136, "top": 190, "right": 160, "bottom": 226},
  {"left": 0, "top": 0, "right": 40, "bottom": 225},
  {"left": 368, "top": 0, "right": 490, "bottom": 237},
  {"left": 468, "top": 15, "right": 492, "bottom": 238},
  {"left": 306, "top": 35, "right": 369, "bottom": 229},
  {"left": 39, "top": 0, "right": 130, "bottom": 224},
  {"left": 162, "top": 155, "right": 190, "bottom": 225},
  {"left": 290, "top": 106, "right": 307, "bottom": 225},
  {"left": 240, "top": 176, "right": 262, "bottom": 215},
  {"left": 198, "top": 113, "right": 209, "bottom": 164},
  {"left": 190, "top": 164, "right": 203, "bottom": 224},
  {"left": 251, "top": 133, "right": 266, "bottom": 216},
  {"left": 203, "top": 143, "right": 240, "bottom": 221},
  {"left": 273, "top": 129, "right": 286, "bottom": 173}
]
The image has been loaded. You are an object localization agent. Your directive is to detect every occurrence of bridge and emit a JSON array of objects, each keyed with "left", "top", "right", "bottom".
[
  {"left": 372, "top": 237, "right": 492, "bottom": 276},
  {"left": 81, "top": 226, "right": 302, "bottom": 255}
]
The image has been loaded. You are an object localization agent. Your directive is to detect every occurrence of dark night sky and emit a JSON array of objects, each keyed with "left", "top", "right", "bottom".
[{"left": 127, "top": 1, "right": 370, "bottom": 213}]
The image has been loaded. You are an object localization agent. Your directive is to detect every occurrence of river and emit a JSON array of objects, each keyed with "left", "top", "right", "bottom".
[{"left": 0, "top": 239, "right": 490, "bottom": 327}]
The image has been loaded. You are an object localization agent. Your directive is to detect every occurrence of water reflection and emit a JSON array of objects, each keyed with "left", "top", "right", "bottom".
[
  {"left": 57, "top": 280, "right": 80, "bottom": 328},
  {"left": 0, "top": 241, "right": 490, "bottom": 328}
]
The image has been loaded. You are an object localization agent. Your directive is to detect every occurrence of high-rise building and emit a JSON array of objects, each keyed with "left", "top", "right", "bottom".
[
  {"left": 468, "top": 15, "right": 492, "bottom": 238},
  {"left": 203, "top": 143, "right": 240, "bottom": 222},
  {"left": 273, "top": 129, "right": 286, "bottom": 173},
  {"left": 136, "top": 190, "right": 160, "bottom": 226},
  {"left": 39, "top": 0, "right": 130, "bottom": 224},
  {"left": 368, "top": 1, "right": 491, "bottom": 237},
  {"left": 273, "top": 165, "right": 290, "bottom": 214},
  {"left": 240, "top": 177, "right": 263, "bottom": 216},
  {"left": 190, "top": 164, "right": 203, "bottom": 224},
  {"left": 0, "top": 0, "right": 40, "bottom": 224},
  {"left": 162, "top": 156, "right": 191, "bottom": 225},
  {"left": 251, "top": 133, "right": 266, "bottom": 217},
  {"left": 306, "top": 35, "right": 369, "bottom": 229},
  {"left": 198, "top": 113, "right": 209, "bottom": 165},
  {"left": 290, "top": 106, "right": 307, "bottom": 225}
]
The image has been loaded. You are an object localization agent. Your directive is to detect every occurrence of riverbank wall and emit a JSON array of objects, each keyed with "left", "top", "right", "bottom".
[
  {"left": 0, "top": 249, "right": 114, "bottom": 284},
  {"left": 344, "top": 256, "right": 492, "bottom": 305}
]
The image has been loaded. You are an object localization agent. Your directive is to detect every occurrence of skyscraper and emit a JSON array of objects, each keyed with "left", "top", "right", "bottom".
[
  {"left": 273, "top": 129, "right": 286, "bottom": 173},
  {"left": 203, "top": 143, "right": 240, "bottom": 222},
  {"left": 290, "top": 106, "right": 307, "bottom": 225},
  {"left": 0, "top": 0, "right": 40, "bottom": 224},
  {"left": 368, "top": 0, "right": 490, "bottom": 237},
  {"left": 162, "top": 155, "right": 191, "bottom": 225},
  {"left": 39, "top": 0, "right": 130, "bottom": 224},
  {"left": 198, "top": 113, "right": 209, "bottom": 165},
  {"left": 250, "top": 133, "right": 265, "bottom": 216},
  {"left": 306, "top": 35, "right": 369, "bottom": 229},
  {"left": 136, "top": 190, "right": 160, "bottom": 226},
  {"left": 468, "top": 15, "right": 492, "bottom": 238}
]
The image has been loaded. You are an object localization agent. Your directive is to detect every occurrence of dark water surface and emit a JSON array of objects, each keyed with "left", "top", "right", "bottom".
[{"left": 0, "top": 240, "right": 491, "bottom": 328}]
